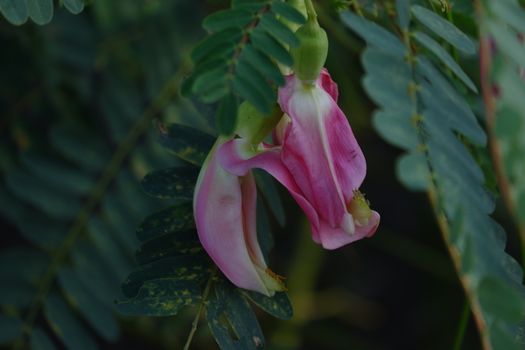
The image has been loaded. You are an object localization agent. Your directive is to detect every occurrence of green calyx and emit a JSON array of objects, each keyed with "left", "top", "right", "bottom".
[
  {"left": 290, "top": 1, "right": 328, "bottom": 83},
  {"left": 235, "top": 102, "right": 282, "bottom": 145}
]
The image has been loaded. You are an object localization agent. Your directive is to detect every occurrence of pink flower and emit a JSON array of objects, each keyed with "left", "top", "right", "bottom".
[
  {"left": 193, "top": 138, "right": 285, "bottom": 296},
  {"left": 219, "top": 69, "right": 379, "bottom": 249}
]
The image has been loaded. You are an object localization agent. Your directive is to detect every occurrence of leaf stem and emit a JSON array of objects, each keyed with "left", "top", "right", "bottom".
[
  {"left": 403, "top": 23, "right": 492, "bottom": 350},
  {"left": 183, "top": 272, "right": 215, "bottom": 350},
  {"left": 452, "top": 301, "right": 470, "bottom": 350}
]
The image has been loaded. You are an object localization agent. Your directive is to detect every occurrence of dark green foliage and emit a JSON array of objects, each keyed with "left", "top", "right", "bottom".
[
  {"left": 0, "top": 2, "right": 202, "bottom": 349},
  {"left": 486, "top": 0, "right": 525, "bottom": 232},
  {"left": 341, "top": 9, "right": 525, "bottom": 350},
  {"left": 186, "top": 0, "right": 306, "bottom": 133},
  {"left": 0, "top": 0, "right": 84, "bottom": 25},
  {"left": 118, "top": 123, "right": 292, "bottom": 349},
  {"left": 207, "top": 281, "right": 265, "bottom": 350}
]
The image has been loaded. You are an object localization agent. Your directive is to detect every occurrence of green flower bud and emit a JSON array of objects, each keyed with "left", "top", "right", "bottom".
[
  {"left": 235, "top": 102, "right": 282, "bottom": 145},
  {"left": 290, "top": 6, "right": 328, "bottom": 83}
]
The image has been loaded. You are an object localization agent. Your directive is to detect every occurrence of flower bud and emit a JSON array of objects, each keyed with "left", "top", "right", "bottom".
[{"left": 290, "top": 13, "right": 328, "bottom": 83}]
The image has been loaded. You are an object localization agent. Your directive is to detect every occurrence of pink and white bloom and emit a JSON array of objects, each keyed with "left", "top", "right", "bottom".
[
  {"left": 219, "top": 69, "right": 379, "bottom": 250},
  {"left": 193, "top": 138, "right": 285, "bottom": 296}
]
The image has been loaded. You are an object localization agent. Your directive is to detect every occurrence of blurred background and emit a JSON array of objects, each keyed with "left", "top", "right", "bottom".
[{"left": 0, "top": 1, "right": 521, "bottom": 349}]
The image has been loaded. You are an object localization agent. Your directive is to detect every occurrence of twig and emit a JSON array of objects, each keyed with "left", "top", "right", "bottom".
[
  {"left": 452, "top": 301, "right": 471, "bottom": 350},
  {"left": 183, "top": 272, "right": 216, "bottom": 350}
]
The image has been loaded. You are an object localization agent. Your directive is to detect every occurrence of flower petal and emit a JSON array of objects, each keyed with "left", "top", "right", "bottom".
[
  {"left": 316, "top": 210, "right": 380, "bottom": 250},
  {"left": 219, "top": 139, "right": 321, "bottom": 234},
  {"left": 194, "top": 140, "right": 271, "bottom": 295},
  {"left": 278, "top": 76, "right": 366, "bottom": 227}
]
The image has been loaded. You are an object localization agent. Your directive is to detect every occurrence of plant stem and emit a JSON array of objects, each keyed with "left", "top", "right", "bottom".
[
  {"left": 304, "top": 0, "right": 317, "bottom": 20},
  {"left": 452, "top": 301, "right": 471, "bottom": 350},
  {"left": 183, "top": 273, "right": 215, "bottom": 350}
]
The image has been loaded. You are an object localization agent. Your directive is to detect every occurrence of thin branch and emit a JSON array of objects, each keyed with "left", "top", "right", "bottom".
[
  {"left": 183, "top": 272, "right": 216, "bottom": 350},
  {"left": 452, "top": 301, "right": 471, "bottom": 350}
]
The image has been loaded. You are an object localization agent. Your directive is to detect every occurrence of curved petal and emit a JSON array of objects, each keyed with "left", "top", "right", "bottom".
[
  {"left": 319, "top": 68, "right": 339, "bottom": 102},
  {"left": 279, "top": 82, "right": 366, "bottom": 227},
  {"left": 317, "top": 211, "right": 380, "bottom": 250},
  {"left": 194, "top": 140, "right": 271, "bottom": 295},
  {"left": 219, "top": 139, "right": 321, "bottom": 234}
]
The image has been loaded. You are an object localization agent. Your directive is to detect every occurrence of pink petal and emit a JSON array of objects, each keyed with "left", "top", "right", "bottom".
[
  {"left": 319, "top": 68, "right": 339, "bottom": 102},
  {"left": 193, "top": 140, "right": 270, "bottom": 295},
  {"left": 218, "top": 139, "right": 321, "bottom": 234},
  {"left": 279, "top": 79, "right": 366, "bottom": 227},
  {"left": 316, "top": 211, "right": 380, "bottom": 250}
]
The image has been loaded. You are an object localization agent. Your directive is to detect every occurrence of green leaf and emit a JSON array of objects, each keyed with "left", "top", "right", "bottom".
[
  {"left": 372, "top": 109, "right": 419, "bottom": 151},
  {"left": 396, "top": 153, "right": 430, "bottom": 191},
  {"left": 416, "top": 58, "right": 486, "bottom": 145},
  {"left": 116, "top": 279, "right": 202, "bottom": 316},
  {"left": 50, "top": 126, "right": 109, "bottom": 172},
  {"left": 396, "top": 0, "right": 410, "bottom": 29},
  {"left": 203, "top": 9, "right": 254, "bottom": 32},
  {"left": 233, "top": 60, "right": 275, "bottom": 114},
  {"left": 137, "top": 204, "right": 195, "bottom": 242},
  {"left": 259, "top": 13, "right": 299, "bottom": 47},
  {"left": 63, "top": 0, "right": 84, "bottom": 14},
  {"left": 0, "top": 281, "right": 33, "bottom": 308},
  {"left": 477, "top": 277, "right": 525, "bottom": 323},
  {"left": 0, "top": 315, "right": 22, "bottom": 344},
  {"left": 354, "top": 13, "right": 525, "bottom": 348},
  {"left": 207, "top": 282, "right": 265, "bottom": 349},
  {"left": 31, "top": 328, "right": 57, "bottom": 350},
  {"left": 136, "top": 230, "right": 202, "bottom": 265},
  {"left": 141, "top": 166, "right": 200, "bottom": 200},
  {"left": 411, "top": 5, "right": 476, "bottom": 55},
  {"left": 251, "top": 29, "right": 293, "bottom": 66},
  {"left": 488, "top": 20, "right": 525, "bottom": 68},
  {"left": 0, "top": 0, "right": 28, "bottom": 25},
  {"left": 122, "top": 256, "right": 209, "bottom": 298},
  {"left": 44, "top": 294, "right": 99, "bottom": 350},
  {"left": 20, "top": 153, "right": 95, "bottom": 195},
  {"left": 340, "top": 11, "right": 405, "bottom": 57},
  {"left": 243, "top": 291, "right": 293, "bottom": 320},
  {"left": 361, "top": 49, "right": 412, "bottom": 110},
  {"left": 72, "top": 243, "right": 122, "bottom": 305},
  {"left": 26, "top": 0, "right": 53, "bottom": 25},
  {"left": 217, "top": 93, "right": 239, "bottom": 135},
  {"left": 58, "top": 267, "right": 120, "bottom": 342},
  {"left": 491, "top": 1, "right": 525, "bottom": 34},
  {"left": 88, "top": 218, "right": 134, "bottom": 280},
  {"left": 191, "top": 28, "right": 242, "bottom": 65},
  {"left": 0, "top": 248, "right": 49, "bottom": 284},
  {"left": 158, "top": 123, "right": 215, "bottom": 166},
  {"left": 271, "top": 2, "right": 306, "bottom": 24},
  {"left": 241, "top": 45, "right": 285, "bottom": 86},
  {"left": 192, "top": 66, "right": 230, "bottom": 103},
  {"left": 413, "top": 31, "right": 477, "bottom": 92},
  {"left": 5, "top": 168, "right": 81, "bottom": 220}
]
